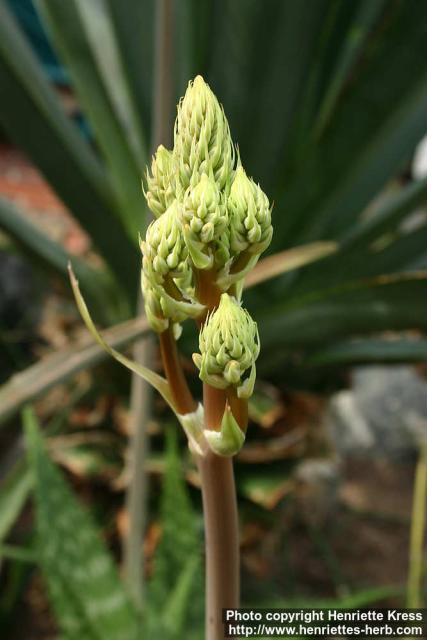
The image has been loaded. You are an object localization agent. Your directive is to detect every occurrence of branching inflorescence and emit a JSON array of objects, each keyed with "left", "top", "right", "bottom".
[
  {"left": 141, "top": 75, "right": 272, "bottom": 456},
  {"left": 70, "top": 75, "right": 272, "bottom": 457},
  {"left": 69, "top": 74, "right": 273, "bottom": 638}
]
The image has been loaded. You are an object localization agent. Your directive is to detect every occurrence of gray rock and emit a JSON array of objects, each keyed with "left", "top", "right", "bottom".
[{"left": 326, "top": 366, "right": 427, "bottom": 458}]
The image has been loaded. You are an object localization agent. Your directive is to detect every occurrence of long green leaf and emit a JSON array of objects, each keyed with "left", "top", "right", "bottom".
[
  {"left": 0, "top": 315, "right": 148, "bottom": 427},
  {"left": 0, "top": 544, "right": 36, "bottom": 564},
  {"left": 161, "top": 556, "right": 201, "bottom": 639},
  {"left": 0, "top": 461, "right": 32, "bottom": 544},
  {"left": 315, "top": 75, "right": 427, "bottom": 240},
  {"left": 342, "top": 175, "right": 427, "bottom": 248},
  {"left": 258, "top": 273, "right": 427, "bottom": 353},
  {"left": 276, "top": 174, "right": 427, "bottom": 298},
  {"left": 104, "top": 0, "right": 154, "bottom": 137},
  {"left": 307, "top": 337, "right": 427, "bottom": 366},
  {"left": 38, "top": 0, "right": 146, "bottom": 241},
  {"left": 209, "top": 0, "right": 329, "bottom": 192},
  {"left": 24, "top": 408, "right": 140, "bottom": 640},
  {"left": 0, "top": 3, "right": 137, "bottom": 297},
  {"left": 284, "top": 225, "right": 427, "bottom": 299},
  {"left": 264, "top": 584, "right": 403, "bottom": 609},
  {"left": 314, "top": 0, "right": 387, "bottom": 136},
  {"left": 0, "top": 197, "right": 121, "bottom": 321},
  {"left": 75, "top": 0, "right": 147, "bottom": 166},
  {"left": 274, "top": 1, "right": 427, "bottom": 245}
]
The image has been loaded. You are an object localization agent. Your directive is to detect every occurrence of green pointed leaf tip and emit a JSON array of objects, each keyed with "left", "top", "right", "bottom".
[{"left": 23, "top": 407, "right": 140, "bottom": 640}]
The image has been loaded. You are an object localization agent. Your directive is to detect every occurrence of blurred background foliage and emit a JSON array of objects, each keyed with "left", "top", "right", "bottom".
[
  {"left": 1, "top": 0, "right": 427, "bottom": 374},
  {"left": 1, "top": 0, "right": 427, "bottom": 637}
]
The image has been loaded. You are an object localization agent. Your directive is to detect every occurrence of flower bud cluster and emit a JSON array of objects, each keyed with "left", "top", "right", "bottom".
[
  {"left": 141, "top": 75, "right": 272, "bottom": 340},
  {"left": 138, "top": 75, "right": 274, "bottom": 455},
  {"left": 144, "top": 145, "right": 175, "bottom": 218},
  {"left": 140, "top": 202, "right": 203, "bottom": 333},
  {"left": 174, "top": 75, "right": 234, "bottom": 195},
  {"left": 193, "top": 294, "right": 260, "bottom": 398},
  {"left": 229, "top": 165, "right": 272, "bottom": 256}
]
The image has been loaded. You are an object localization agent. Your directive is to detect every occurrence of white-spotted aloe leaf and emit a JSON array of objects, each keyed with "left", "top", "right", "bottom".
[
  {"left": 146, "top": 429, "right": 203, "bottom": 639},
  {"left": 24, "top": 407, "right": 141, "bottom": 640},
  {"left": 0, "top": 460, "right": 32, "bottom": 545}
]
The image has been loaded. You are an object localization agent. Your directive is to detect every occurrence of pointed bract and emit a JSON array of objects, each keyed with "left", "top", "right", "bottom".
[{"left": 204, "top": 405, "right": 245, "bottom": 456}]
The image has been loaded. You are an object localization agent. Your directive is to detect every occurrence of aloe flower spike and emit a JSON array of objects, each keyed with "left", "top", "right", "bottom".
[{"left": 174, "top": 75, "right": 235, "bottom": 196}]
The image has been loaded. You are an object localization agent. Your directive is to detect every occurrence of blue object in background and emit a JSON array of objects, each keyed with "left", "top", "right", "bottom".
[
  {"left": 7, "top": 0, "right": 69, "bottom": 85},
  {"left": 7, "top": 0, "right": 94, "bottom": 139}
]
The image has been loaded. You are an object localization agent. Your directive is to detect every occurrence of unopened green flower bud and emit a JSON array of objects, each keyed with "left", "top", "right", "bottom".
[
  {"left": 142, "top": 201, "right": 188, "bottom": 285},
  {"left": 228, "top": 165, "right": 272, "bottom": 256},
  {"left": 141, "top": 267, "right": 202, "bottom": 332},
  {"left": 193, "top": 293, "right": 260, "bottom": 398},
  {"left": 141, "top": 202, "right": 204, "bottom": 328},
  {"left": 144, "top": 145, "right": 175, "bottom": 218},
  {"left": 182, "top": 173, "right": 228, "bottom": 270},
  {"left": 213, "top": 229, "right": 231, "bottom": 269},
  {"left": 140, "top": 271, "right": 168, "bottom": 333},
  {"left": 174, "top": 75, "right": 234, "bottom": 195}
]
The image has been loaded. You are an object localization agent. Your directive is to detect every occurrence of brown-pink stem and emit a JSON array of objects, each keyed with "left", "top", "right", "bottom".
[
  {"left": 159, "top": 326, "right": 196, "bottom": 415},
  {"left": 194, "top": 269, "right": 241, "bottom": 637},
  {"left": 197, "top": 446, "right": 240, "bottom": 639}
]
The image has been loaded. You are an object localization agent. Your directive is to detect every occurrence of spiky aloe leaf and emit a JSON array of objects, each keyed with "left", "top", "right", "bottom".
[
  {"left": 0, "top": 460, "right": 31, "bottom": 545},
  {"left": 146, "top": 429, "right": 203, "bottom": 639},
  {"left": 24, "top": 408, "right": 140, "bottom": 640}
]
